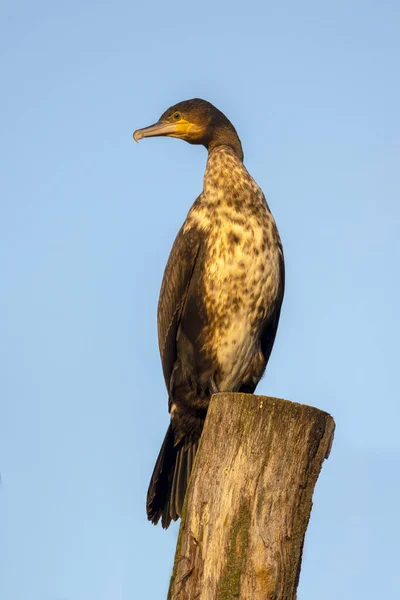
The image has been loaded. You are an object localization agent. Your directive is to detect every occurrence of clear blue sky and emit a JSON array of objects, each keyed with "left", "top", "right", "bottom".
[{"left": 1, "top": 1, "right": 399, "bottom": 598}]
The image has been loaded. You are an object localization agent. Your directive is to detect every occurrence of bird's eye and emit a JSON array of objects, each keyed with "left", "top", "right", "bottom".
[{"left": 173, "top": 112, "right": 181, "bottom": 120}]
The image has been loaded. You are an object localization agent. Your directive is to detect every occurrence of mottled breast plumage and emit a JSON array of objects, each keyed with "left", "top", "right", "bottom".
[{"left": 182, "top": 146, "right": 283, "bottom": 392}]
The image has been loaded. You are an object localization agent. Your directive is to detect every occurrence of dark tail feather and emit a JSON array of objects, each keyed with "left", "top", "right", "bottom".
[{"left": 146, "top": 425, "right": 198, "bottom": 529}]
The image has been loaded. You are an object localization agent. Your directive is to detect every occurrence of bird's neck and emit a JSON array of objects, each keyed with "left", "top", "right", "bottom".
[
  {"left": 204, "top": 146, "right": 246, "bottom": 197},
  {"left": 206, "top": 128, "right": 244, "bottom": 162},
  {"left": 184, "top": 146, "right": 265, "bottom": 234}
]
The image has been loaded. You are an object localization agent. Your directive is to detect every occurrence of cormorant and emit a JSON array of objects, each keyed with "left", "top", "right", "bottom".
[{"left": 133, "top": 99, "right": 284, "bottom": 528}]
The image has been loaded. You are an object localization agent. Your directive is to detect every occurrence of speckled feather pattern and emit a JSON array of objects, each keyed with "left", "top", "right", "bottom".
[{"left": 182, "top": 145, "right": 283, "bottom": 392}]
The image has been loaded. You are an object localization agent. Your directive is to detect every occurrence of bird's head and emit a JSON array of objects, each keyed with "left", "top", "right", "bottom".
[{"left": 133, "top": 98, "right": 243, "bottom": 160}]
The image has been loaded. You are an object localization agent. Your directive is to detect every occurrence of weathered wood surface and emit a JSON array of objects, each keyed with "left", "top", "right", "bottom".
[{"left": 168, "top": 393, "right": 335, "bottom": 600}]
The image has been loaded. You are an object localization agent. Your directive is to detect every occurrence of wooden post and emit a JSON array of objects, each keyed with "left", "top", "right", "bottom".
[{"left": 168, "top": 393, "right": 335, "bottom": 600}]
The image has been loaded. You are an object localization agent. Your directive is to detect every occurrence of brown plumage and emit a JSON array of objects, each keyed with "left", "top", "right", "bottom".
[{"left": 133, "top": 99, "right": 285, "bottom": 528}]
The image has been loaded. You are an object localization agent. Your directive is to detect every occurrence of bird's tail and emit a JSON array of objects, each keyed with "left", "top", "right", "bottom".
[{"left": 146, "top": 424, "right": 198, "bottom": 529}]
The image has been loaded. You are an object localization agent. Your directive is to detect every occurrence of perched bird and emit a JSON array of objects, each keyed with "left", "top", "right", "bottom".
[{"left": 133, "top": 99, "right": 284, "bottom": 528}]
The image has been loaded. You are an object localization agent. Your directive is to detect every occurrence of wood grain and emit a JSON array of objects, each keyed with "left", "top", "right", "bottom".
[{"left": 168, "top": 393, "right": 335, "bottom": 600}]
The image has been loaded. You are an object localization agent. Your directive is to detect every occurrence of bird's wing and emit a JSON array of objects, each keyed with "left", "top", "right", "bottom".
[
  {"left": 260, "top": 243, "right": 285, "bottom": 365},
  {"left": 157, "top": 224, "right": 201, "bottom": 390}
]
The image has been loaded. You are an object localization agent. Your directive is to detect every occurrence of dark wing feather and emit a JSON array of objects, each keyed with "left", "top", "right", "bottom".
[
  {"left": 260, "top": 244, "right": 285, "bottom": 365},
  {"left": 157, "top": 224, "right": 201, "bottom": 390}
]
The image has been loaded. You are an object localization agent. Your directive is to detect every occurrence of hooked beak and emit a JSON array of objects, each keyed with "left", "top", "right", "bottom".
[{"left": 133, "top": 121, "right": 185, "bottom": 142}]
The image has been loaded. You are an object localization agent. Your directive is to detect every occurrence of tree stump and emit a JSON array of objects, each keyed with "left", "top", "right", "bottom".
[{"left": 168, "top": 393, "right": 335, "bottom": 600}]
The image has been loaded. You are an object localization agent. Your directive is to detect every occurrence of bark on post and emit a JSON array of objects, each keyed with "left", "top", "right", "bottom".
[{"left": 168, "top": 393, "right": 335, "bottom": 600}]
